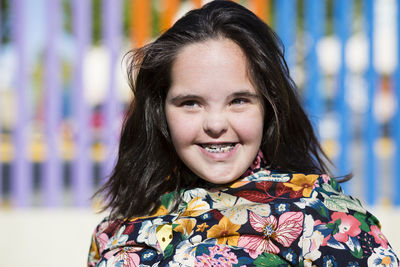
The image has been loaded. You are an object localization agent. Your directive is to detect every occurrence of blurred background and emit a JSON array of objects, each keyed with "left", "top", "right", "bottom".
[{"left": 0, "top": 0, "right": 399, "bottom": 266}]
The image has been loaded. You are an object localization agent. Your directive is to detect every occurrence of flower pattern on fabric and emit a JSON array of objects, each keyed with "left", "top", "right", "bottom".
[
  {"left": 368, "top": 247, "right": 398, "bottom": 267},
  {"left": 88, "top": 163, "right": 399, "bottom": 266},
  {"left": 283, "top": 174, "right": 319, "bottom": 197},
  {"left": 206, "top": 216, "right": 240, "bottom": 246},
  {"left": 237, "top": 211, "right": 303, "bottom": 254},
  {"left": 195, "top": 244, "right": 239, "bottom": 266},
  {"left": 369, "top": 225, "right": 389, "bottom": 249},
  {"left": 329, "top": 212, "right": 361, "bottom": 243}
]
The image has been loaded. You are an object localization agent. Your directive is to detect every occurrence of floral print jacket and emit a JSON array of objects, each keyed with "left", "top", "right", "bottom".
[{"left": 88, "top": 167, "right": 398, "bottom": 266}]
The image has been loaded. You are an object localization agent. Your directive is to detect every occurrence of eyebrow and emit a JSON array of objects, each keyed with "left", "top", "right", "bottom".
[
  {"left": 168, "top": 94, "right": 203, "bottom": 104},
  {"left": 230, "top": 91, "right": 260, "bottom": 99},
  {"left": 168, "top": 90, "right": 259, "bottom": 103}
]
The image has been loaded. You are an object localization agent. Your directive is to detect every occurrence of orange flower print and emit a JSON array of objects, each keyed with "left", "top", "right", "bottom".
[
  {"left": 174, "top": 218, "right": 196, "bottom": 236},
  {"left": 196, "top": 222, "right": 209, "bottom": 232},
  {"left": 284, "top": 174, "right": 319, "bottom": 197},
  {"left": 207, "top": 216, "right": 240, "bottom": 246}
]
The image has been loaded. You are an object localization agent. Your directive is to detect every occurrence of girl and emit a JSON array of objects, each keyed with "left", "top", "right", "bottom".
[{"left": 88, "top": 1, "right": 398, "bottom": 266}]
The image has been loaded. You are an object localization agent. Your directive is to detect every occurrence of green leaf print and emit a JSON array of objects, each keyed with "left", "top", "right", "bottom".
[
  {"left": 321, "top": 183, "right": 338, "bottom": 194},
  {"left": 327, "top": 219, "right": 341, "bottom": 235},
  {"left": 350, "top": 246, "right": 364, "bottom": 259},
  {"left": 367, "top": 214, "right": 380, "bottom": 227},
  {"left": 354, "top": 212, "right": 370, "bottom": 233},
  {"left": 324, "top": 197, "right": 348, "bottom": 212},
  {"left": 254, "top": 252, "right": 290, "bottom": 266},
  {"left": 322, "top": 192, "right": 366, "bottom": 214},
  {"left": 330, "top": 178, "right": 341, "bottom": 191},
  {"left": 318, "top": 205, "right": 328, "bottom": 218},
  {"left": 163, "top": 244, "right": 174, "bottom": 258},
  {"left": 161, "top": 191, "right": 178, "bottom": 209}
]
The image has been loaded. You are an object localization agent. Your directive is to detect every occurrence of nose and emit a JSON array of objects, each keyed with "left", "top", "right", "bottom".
[{"left": 203, "top": 111, "right": 228, "bottom": 138}]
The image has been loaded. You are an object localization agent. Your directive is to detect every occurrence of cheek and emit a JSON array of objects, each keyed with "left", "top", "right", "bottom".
[
  {"left": 231, "top": 111, "right": 264, "bottom": 142},
  {"left": 166, "top": 111, "right": 200, "bottom": 145}
]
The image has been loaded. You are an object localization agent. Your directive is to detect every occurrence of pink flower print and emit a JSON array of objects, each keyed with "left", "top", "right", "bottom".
[
  {"left": 369, "top": 225, "right": 389, "bottom": 249},
  {"left": 220, "top": 249, "right": 238, "bottom": 265},
  {"left": 330, "top": 212, "right": 361, "bottom": 243},
  {"left": 196, "top": 245, "right": 238, "bottom": 267},
  {"left": 238, "top": 211, "right": 303, "bottom": 254},
  {"left": 195, "top": 254, "right": 216, "bottom": 267},
  {"left": 216, "top": 256, "right": 239, "bottom": 266},
  {"left": 97, "top": 233, "right": 110, "bottom": 255},
  {"left": 209, "top": 244, "right": 231, "bottom": 257},
  {"left": 314, "top": 174, "right": 330, "bottom": 188},
  {"left": 321, "top": 174, "right": 331, "bottom": 184},
  {"left": 251, "top": 150, "right": 264, "bottom": 170},
  {"left": 244, "top": 248, "right": 263, "bottom": 259},
  {"left": 103, "top": 247, "right": 141, "bottom": 266},
  {"left": 241, "top": 150, "right": 265, "bottom": 177}
]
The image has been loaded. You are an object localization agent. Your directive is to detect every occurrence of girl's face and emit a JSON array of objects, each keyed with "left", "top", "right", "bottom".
[{"left": 165, "top": 38, "right": 264, "bottom": 184}]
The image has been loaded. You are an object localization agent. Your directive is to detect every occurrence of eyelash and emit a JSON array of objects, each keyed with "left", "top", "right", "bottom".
[
  {"left": 179, "top": 98, "right": 250, "bottom": 108},
  {"left": 231, "top": 98, "right": 249, "bottom": 105},
  {"left": 180, "top": 100, "right": 199, "bottom": 108}
]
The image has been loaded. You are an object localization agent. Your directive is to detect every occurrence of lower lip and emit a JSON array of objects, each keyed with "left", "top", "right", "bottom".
[{"left": 198, "top": 143, "right": 239, "bottom": 160}]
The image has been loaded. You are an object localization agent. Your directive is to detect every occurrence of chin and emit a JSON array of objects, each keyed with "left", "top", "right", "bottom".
[{"left": 198, "top": 169, "right": 244, "bottom": 185}]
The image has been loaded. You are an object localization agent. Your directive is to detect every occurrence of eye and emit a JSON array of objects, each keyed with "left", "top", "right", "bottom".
[
  {"left": 231, "top": 98, "right": 249, "bottom": 105},
  {"left": 180, "top": 100, "right": 200, "bottom": 108}
]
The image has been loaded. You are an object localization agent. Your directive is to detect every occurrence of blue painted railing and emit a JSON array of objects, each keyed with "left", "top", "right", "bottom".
[
  {"left": 364, "top": 0, "right": 379, "bottom": 205},
  {"left": 335, "top": 0, "right": 352, "bottom": 194}
]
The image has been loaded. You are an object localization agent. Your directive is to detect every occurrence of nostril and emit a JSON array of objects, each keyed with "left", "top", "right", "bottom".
[
  {"left": 204, "top": 123, "right": 228, "bottom": 137},
  {"left": 203, "top": 116, "right": 229, "bottom": 137}
]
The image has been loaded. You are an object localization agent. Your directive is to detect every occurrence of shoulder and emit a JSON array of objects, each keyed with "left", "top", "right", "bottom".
[
  {"left": 88, "top": 217, "right": 127, "bottom": 266},
  {"left": 294, "top": 174, "right": 399, "bottom": 266},
  {"left": 292, "top": 174, "right": 365, "bottom": 215},
  {"left": 88, "top": 214, "right": 164, "bottom": 267},
  {"left": 87, "top": 202, "right": 178, "bottom": 266}
]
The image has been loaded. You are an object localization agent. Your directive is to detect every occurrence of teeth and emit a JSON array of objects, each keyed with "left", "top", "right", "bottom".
[{"left": 202, "top": 143, "right": 235, "bottom": 153}]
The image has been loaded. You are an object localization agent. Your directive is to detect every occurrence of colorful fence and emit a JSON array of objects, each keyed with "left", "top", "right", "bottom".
[{"left": 0, "top": 0, "right": 399, "bottom": 208}]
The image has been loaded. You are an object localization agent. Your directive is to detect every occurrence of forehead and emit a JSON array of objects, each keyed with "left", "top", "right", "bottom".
[
  {"left": 172, "top": 38, "right": 247, "bottom": 73},
  {"left": 169, "top": 38, "right": 256, "bottom": 96}
]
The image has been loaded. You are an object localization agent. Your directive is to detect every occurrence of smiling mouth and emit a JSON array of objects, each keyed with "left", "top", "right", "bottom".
[{"left": 199, "top": 143, "right": 237, "bottom": 153}]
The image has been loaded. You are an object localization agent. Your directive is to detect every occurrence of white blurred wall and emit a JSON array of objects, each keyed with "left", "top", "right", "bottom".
[{"left": 0, "top": 209, "right": 104, "bottom": 267}]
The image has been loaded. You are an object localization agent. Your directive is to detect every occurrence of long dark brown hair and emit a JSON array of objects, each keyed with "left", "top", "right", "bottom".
[{"left": 95, "top": 0, "right": 335, "bottom": 218}]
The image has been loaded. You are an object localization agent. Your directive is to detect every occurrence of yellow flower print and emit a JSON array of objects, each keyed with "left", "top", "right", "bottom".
[
  {"left": 174, "top": 218, "right": 196, "bottom": 236},
  {"left": 153, "top": 205, "right": 169, "bottom": 216},
  {"left": 89, "top": 235, "right": 100, "bottom": 262},
  {"left": 156, "top": 224, "right": 173, "bottom": 251},
  {"left": 196, "top": 222, "right": 209, "bottom": 232},
  {"left": 180, "top": 197, "right": 210, "bottom": 217},
  {"left": 284, "top": 174, "right": 319, "bottom": 197},
  {"left": 229, "top": 180, "right": 250, "bottom": 188},
  {"left": 207, "top": 216, "right": 240, "bottom": 246},
  {"left": 128, "top": 205, "right": 169, "bottom": 222}
]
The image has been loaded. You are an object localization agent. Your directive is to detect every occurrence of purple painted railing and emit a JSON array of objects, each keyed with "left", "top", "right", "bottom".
[
  {"left": 101, "top": 0, "right": 122, "bottom": 183},
  {"left": 44, "top": 0, "right": 62, "bottom": 207},
  {"left": 11, "top": 0, "right": 31, "bottom": 207},
  {"left": 0, "top": 0, "right": 3, "bottom": 205},
  {"left": 71, "top": 0, "right": 93, "bottom": 207}
]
